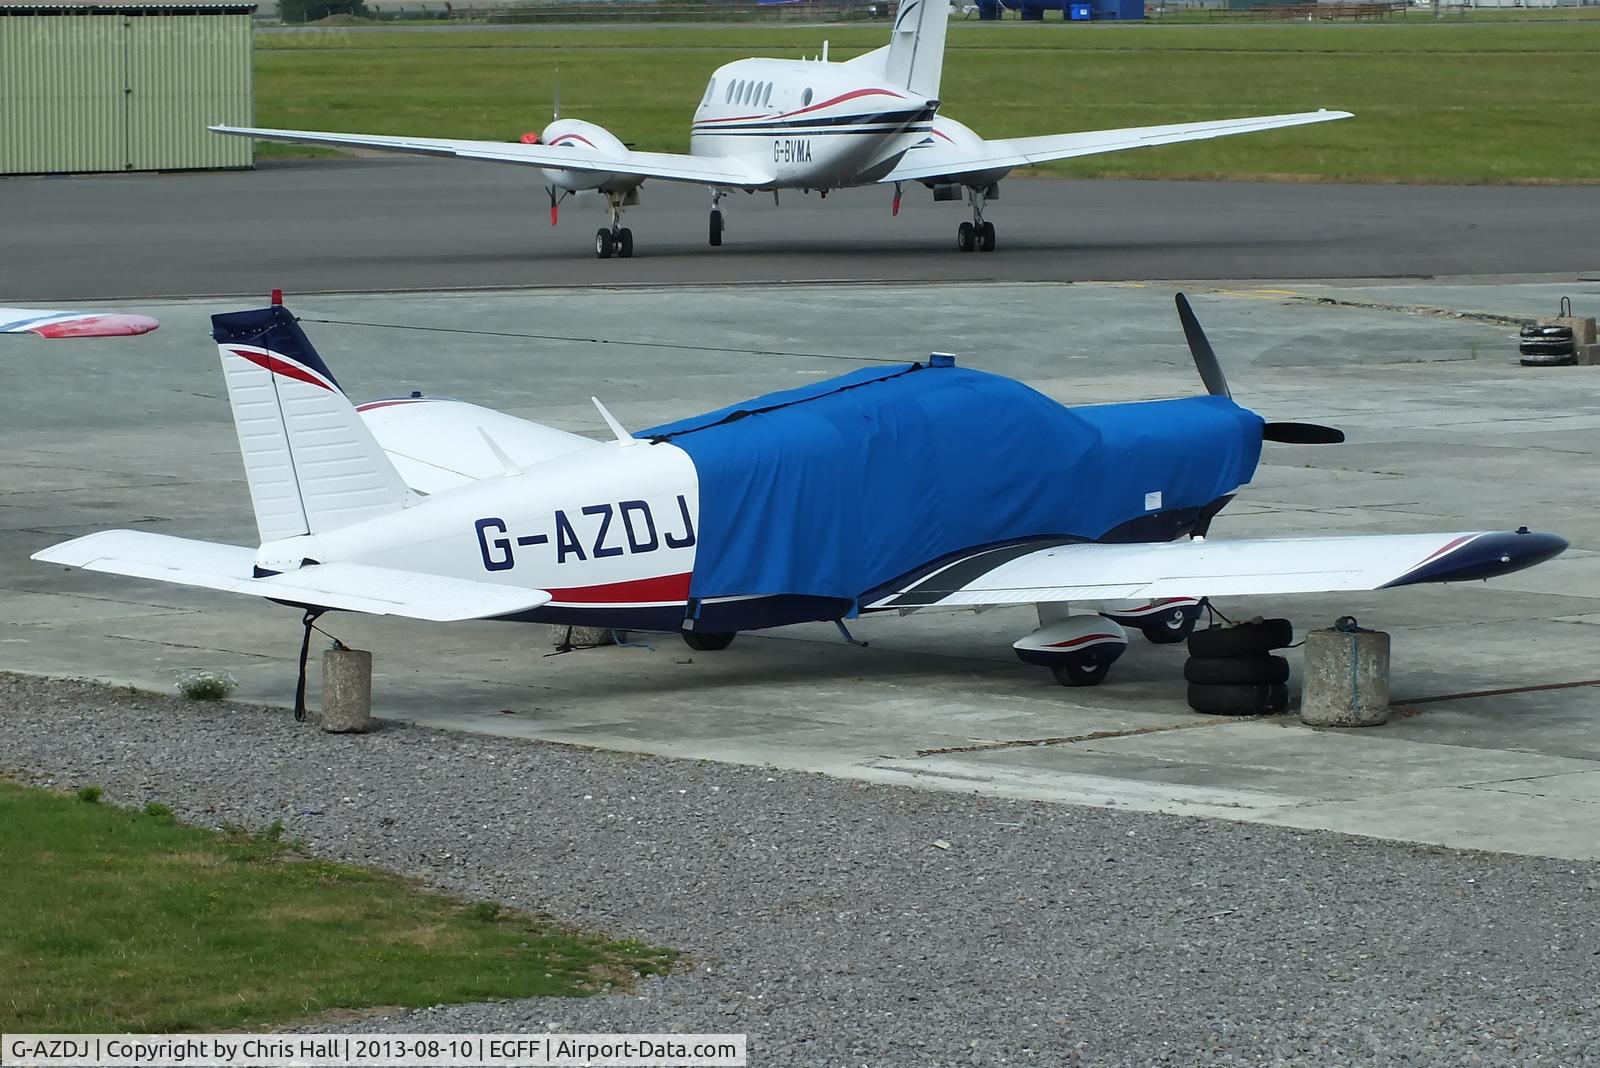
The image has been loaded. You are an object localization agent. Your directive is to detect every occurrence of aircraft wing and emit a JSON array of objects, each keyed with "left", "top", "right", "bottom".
[
  {"left": 209, "top": 125, "right": 775, "bottom": 187},
  {"left": 1, "top": 306, "right": 159, "bottom": 338},
  {"left": 33, "top": 530, "right": 551, "bottom": 622},
  {"left": 880, "top": 109, "right": 1353, "bottom": 184},
  {"left": 866, "top": 530, "right": 1567, "bottom": 611}
]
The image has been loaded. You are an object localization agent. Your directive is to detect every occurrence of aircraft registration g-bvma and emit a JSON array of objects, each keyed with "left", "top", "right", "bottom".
[
  {"left": 33, "top": 296, "right": 1566, "bottom": 690},
  {"left": 211, "top": 0, "right": 1351, "bottom": 258}
]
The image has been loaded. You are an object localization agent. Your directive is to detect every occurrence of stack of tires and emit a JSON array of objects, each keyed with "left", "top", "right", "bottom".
[
  {"left": 1519, "top": 324, "right": 1577, "bottom": 367},
  {"left": 1184, "top": 618, "right": 1293, "bottom": 715}
]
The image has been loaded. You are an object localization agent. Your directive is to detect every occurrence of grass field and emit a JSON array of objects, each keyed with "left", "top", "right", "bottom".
[
  {"left": 253, "top": 21, "right": 1600, "bottom": 182},
  {"left": 0, "top": 782, "right": 673, "bottom": 1032}
]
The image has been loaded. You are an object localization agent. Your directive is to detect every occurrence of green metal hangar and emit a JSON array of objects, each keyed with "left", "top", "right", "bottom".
[{"left": 0, "top": 1, "right": 254, "bottom": 175}]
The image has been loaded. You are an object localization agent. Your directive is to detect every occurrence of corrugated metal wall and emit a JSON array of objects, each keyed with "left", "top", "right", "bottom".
[{"left": 0, "top": 11, "right": 252, "bottom": 175}]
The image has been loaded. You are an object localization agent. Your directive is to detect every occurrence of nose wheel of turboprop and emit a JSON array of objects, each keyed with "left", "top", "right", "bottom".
[
  {"left": 594, "top": 192, "right": 634, "bottom": 259},
  {"left": 957, "top": 186, "right": 997, "bottom": 253}
]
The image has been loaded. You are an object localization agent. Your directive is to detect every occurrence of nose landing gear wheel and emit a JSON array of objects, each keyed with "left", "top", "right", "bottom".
[
  {"left": 978, "top": 221, "right": 997, "bottom": 252},
  {"left": 957, "top": 221, "right": 976, "bottom": 252},
  {"left": 709, "top": 209, "right": 724, "bottom": 247},
  {"left": 595, "top": 228, "right": 614, "bottom": 259}
]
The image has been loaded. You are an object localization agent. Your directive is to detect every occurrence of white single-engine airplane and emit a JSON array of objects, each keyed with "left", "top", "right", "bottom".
[
  {"left": 33, "top": 296, "right": 1565, "bottom": 697},
  {"left": 210, "top": 2, "right": 1351, "bottom": 258}
]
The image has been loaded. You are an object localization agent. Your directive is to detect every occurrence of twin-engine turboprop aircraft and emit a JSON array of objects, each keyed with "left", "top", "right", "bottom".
[
  {"left": 32, "top": 296, "right": 1565, "bottom": 690},
  {"left": 210, "top": 0, "right": 1350, "bottom": 258}
]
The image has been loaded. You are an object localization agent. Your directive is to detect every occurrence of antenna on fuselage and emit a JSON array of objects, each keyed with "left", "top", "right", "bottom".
[
  {"left": 822, "top": 40, "right": 829, "bottom": 62},
  {"left": 553, "top": 64, "right": 561, "bottom": 120},
  {"left": 591, "top": 397, "right": 637, "bottom": 446}
]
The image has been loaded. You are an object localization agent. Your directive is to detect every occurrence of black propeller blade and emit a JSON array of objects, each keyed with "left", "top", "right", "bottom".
[
  {"left": 1264, "top": 421, "right": 1346, "bottom": 445},
  {"left": 1175, "top": 293, "right": 1344, "bottom": 445},
  {"left": 1175, "top": 292, "right": 1230, "bottom": 400}
]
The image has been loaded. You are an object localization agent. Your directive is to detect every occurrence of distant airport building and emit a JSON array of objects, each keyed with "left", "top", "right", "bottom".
[{"left": 0, "top": 1, "right": 254, "bottom": 175}]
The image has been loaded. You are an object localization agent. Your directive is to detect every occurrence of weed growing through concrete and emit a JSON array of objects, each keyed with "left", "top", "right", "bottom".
[{"left": 175, "top": 669, "right": 238, "bottom": 702}]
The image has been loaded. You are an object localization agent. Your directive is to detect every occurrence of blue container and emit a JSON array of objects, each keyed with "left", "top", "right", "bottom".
[{"left": 1069, "top": 2, "right": 1091, "bottom": 17}]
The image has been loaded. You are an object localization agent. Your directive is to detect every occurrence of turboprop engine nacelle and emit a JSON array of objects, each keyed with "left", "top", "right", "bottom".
[
  {"left": 918, "top": 117, "right": 1011, "bottom": 191},
  {"left": 534, "top": 119, "right": 641, "bottom": 193}
]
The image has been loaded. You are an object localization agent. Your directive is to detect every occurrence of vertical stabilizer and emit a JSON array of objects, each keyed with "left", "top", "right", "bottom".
[
  {"left": 212, "top": 306, "right": 415, "bottom": 543},
  {"left": 884, "top": 0, "right": 948, "bottom": 101}
]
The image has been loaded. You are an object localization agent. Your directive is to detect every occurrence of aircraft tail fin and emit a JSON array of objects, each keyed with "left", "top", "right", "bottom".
[
  {"left": 211, "top": 305, "right": 416, "bottom": 544},
  {"left": 884, "top": 0, "right": 948, "bottom": 101}
]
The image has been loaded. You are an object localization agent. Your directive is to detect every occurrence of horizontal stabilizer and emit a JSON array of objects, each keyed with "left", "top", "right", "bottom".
[{"left": 33, "top": 530, "right": 551, "bottom": 622}]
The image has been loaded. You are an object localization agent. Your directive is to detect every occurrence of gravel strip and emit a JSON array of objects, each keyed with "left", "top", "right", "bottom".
[{"left": 3, "top": 672, "right": 1598, "bottom": 1067}]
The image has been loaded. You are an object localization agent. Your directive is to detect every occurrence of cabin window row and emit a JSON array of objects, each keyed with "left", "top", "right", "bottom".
[{"left": 724, "top": 79, "right": 775, "bottom": 110}]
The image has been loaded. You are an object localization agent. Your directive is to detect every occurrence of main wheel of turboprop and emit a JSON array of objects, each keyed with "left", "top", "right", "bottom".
[
  {"left": 681, "top": 630, "right": 736, "bottom": 652},
  {"left": 595, "top": 228, "right": 614, "bottom": 259},
  {"left": 617, "top": 227, "right": 634, "bottom": 258},
  {"left": 957, "top": 221, "right": 976, "bottom": 253},
  {"left": 978, "top": 221, "right": 997, "bottom": 253},
  {"left": 709, "top": 210, "right": 724, "bottom": 247}
]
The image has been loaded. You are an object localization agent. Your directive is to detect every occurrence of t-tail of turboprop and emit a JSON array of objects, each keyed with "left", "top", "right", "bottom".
[
  {"left": 883, "top": 0, "right": 947, "bottom": 102},
  {"left": 211, "top": 305, "right": 418, "bottom": 544}
]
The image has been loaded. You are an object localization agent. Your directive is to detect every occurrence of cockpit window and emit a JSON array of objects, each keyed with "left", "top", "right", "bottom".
[
  {"left": 704, "top": 78, "right": 715, "bottom": 104},
  {"left": 726, "top": 80, "right": 736, "bottom": 104}
]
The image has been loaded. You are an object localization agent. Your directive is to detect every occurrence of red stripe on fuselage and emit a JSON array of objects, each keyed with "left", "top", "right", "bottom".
[
  {"left": 230, "top": 348, "right": 333, "bottom": 392},
  {"left": 544, "top": 572, "right": 692, "bottom": 605}
]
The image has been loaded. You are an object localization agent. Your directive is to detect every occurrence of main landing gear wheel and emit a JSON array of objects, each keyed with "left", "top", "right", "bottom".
[
  {"left": 958, "top": 184, "right": 998, "bottom": 254},
  {"left": 682, "top": 630, "right": 736, "bottom": 652},
  {"left": 710, "top": 209, "right": 724, "bottom": 247},
  {"left": 594, "top": 227, "right": 634, "bottom": 259},
  {"left": 1052, "top": 660, "right": 1109, "bottom": 687},
  {"left": 1141, "top": 603, "right": 1201, "bottom": 645}
]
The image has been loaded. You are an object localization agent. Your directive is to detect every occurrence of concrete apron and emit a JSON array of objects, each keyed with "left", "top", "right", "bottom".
[{"left": 4, "top": 280, "right": 1599, "bottom": 861}]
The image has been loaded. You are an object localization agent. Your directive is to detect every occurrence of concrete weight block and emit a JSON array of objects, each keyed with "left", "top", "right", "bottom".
[
  {"left": 321, "top": 647, "right": 373, "bottom": 733},
  {"left": 1300, "top": 626, "right": 1391, "bottom": 728},
  {"left": 546, "top": 624, "right": 615, "bottom": 649}
]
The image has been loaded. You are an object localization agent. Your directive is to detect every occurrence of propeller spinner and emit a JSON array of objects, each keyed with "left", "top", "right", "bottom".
[{"left": 1174, "top": 293, "right": 1345, "bottom": 445}]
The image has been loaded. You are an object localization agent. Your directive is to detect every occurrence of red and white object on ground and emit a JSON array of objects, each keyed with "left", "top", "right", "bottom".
[{"left": 0, "top": 306, "right": 159, "bottom": 338}]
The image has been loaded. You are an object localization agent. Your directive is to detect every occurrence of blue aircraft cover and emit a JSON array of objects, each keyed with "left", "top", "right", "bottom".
[{"left": 641, "top": 361, "right": 1263, "bottom": 608}]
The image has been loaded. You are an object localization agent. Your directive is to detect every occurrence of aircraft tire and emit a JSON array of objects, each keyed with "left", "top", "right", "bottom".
[
  {"left": 710, "top": 210, "right": 724, "bottom": 247},
  {"left": 957, "top": 222, "right": 976, "bottom": 252},
  {"left": 682, "top": 630, "right": 736, "bottom": 652},
  {"left": 1187, "top": 618, "right": 1293, "bottom": 658},
  {"left": 1183, "top": 654, "right": 1289, "bottom": 686},
  {"left": 1051, "top": 659, "right": 1109, "bottom": 687},
  {"left": 617, "top": 228, "right": 634, "bottom": 258},
  {"left": 1139, "top": 603, "right": 1200, "bottom": 644},
  {"left": 979, "top": 221, "right": 997, "bottom": 252},
  {"left": 595, "top": 228, "right": 614, "bottom": 259},
  {"left": 1186, "top": 682, "right": 1288, "bottom": 716}
]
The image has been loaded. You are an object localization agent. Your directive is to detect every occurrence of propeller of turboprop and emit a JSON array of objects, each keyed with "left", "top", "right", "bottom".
[{"left": 1174, "top": 292, "right": 1345, "bottom": 445}]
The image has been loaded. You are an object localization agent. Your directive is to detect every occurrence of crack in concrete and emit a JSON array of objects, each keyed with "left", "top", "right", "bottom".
[{"left": 911, "top": 715, "right": 1276, "bottom": 758}]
